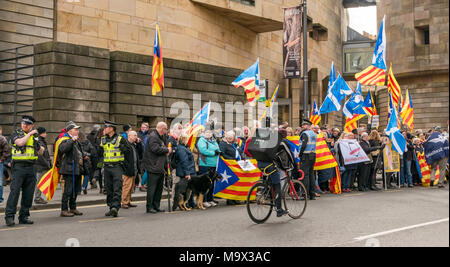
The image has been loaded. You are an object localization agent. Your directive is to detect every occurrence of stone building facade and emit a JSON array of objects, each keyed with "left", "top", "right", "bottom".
[{"left": 376, "top": 0, "right": 449, "bottom": 131}]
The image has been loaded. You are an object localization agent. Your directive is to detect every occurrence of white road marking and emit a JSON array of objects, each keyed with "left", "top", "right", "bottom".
[{"left": 353, "top": 218, "right": 449, "bottom": 241}]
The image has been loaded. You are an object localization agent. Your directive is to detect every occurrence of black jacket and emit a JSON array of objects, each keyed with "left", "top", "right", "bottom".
[
  {"left": 219, "top": 141, "right": 241, "bottom": 160},
  {"left": 360, "top": 140, "right": 381, "bottom": 165},
  {"left": 404, "top": 139, "right": 415, "bottom": 161},
  {"left": 142, "top": 130, "right": 169, "bottom": 174},
  {"left": 35, "top": 136, "right": 52, "bottom": 172},
  {"left": 123, "top": 140, "right": 140, "bottom": 177},
  {"left": 57, "top": 138, "right": 85, "bottom": 176}
]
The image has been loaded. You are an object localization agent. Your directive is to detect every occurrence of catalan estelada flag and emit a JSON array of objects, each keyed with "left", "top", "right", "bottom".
[
  {"left": 214, "top": 157, "right": 261, "bottom": 201},
  {"left": 152, "top": 24, "right": 164, "bottom": 96},
  {"left": 355, "top": 16, "right": 386, "bottom": 86},
  {"left": 185, "top": 102, "right": 211, "bottom": 151},
  {"left": 232, "top": 59, "right": 261, "bottom": 105},
  {"left": 400, "top": 89, "right": 414, "bottom": 130},
  {"left": 309, "top": 100, "right": 321, "bottom": 125},
  {"left": 329, "top": 166, "right": 341, "bottom": 194},
  {"left": 314, "top": 132, "right": 338, "bottom": 171},
  {"left": 286, "top": 136, "right": 301, "bottom": 165},
  {"left": 363, "top": 89, "right": 377, "bottom": 116},
  {"left": 38, "top": 136, "right": 70, "bottom": 201},
  {"left": 344, "top": 114, "right": 365, "bottom": 133},
  {"left": 388, "top": 63, "right": 402, "bottom": 108}
]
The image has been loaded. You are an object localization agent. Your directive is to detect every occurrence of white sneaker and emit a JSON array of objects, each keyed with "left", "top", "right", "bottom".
[
  {"left": 208, "top": 201, "right": 217, "bottom": 207},
  {"left": 203, "top": 202, "right": 211, "bottom": 208}
]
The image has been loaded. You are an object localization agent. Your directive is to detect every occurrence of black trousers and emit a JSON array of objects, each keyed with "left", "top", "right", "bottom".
[
  {"left": 61, "top": 174, "right": 82, "bottom": 211},
  {"left": 146, "top": 172, "right": 164, "bottom": 211},
  {"left": 5, "top": 163, "right": 36, "bottom": 220},
  {"left": 368, "top": 156, "right": 379, "bottom": 188},
  {"left": 357, "top": 163, "right": 371, "bottom": 189},
  {"left": 104, "top": 165, "right": 123, "bottom": 210},
  {"left": 300, "top": 153, "right": 316, "bottom": 199}
]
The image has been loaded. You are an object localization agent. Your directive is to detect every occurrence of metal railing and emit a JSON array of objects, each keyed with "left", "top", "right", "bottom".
[{"left": 0, "top": 45, "right": 35, "bottom": 133}]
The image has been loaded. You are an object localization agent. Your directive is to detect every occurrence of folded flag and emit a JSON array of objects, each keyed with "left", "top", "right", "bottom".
[
  {"left": 314, "top": 132, "right": 338, "bottom": 171},
  {"left": 38, "top": 136, "right": 70, "bottom": 201},
  {"left": 329, "top": 166, "right": 341, "bottom": 194},
  {"left": 232, "top": 59, "right": 261, "bottom": 105},
  {"left": 152, "top": 24, "right": 164, "bottom": 96},
  {"left": 355, "top": 16, "right": 386, "bottom": 86},
  {"left": 214, "top": 157, "right": 261, "bottom": 201}
]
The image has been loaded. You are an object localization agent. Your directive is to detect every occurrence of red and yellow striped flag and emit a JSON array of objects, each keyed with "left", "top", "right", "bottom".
[
  {"left": 388, "top": 64, "right": 402, "bottom": 108},
  {"left": 355, "top": 65, "right": 386, "bottom": 86},
  {"left": 152, "top": 24, "right": 164, "bottom": 95},
  {"left": 400, "top": 89, "right": 414, "bottom": 131},
  {"left": 329, "top": 166, "right": 342, "bottom": 194},
  {"left": 38, "top": 136, "right": 70, "bottom": 201},
  {"left": 314, "top": 132, "right": 338, "bottom": 171},
  {"left": 344, "top": 114, "right": 365, "bottom": 133}
]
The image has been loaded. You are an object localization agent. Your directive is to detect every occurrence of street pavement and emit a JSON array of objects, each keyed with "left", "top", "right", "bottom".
[{"left": 0, "top": 185, "right": 448, "bottom": 247}]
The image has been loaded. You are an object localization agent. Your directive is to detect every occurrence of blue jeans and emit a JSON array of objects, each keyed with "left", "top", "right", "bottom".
[
  {"left": 0, "top": 163, "right": 3, "bottom": 203},
  {"left": 401, "top": 159, "right": 413, "bottom": 186},
  {"left": 82, "top": 175, "right": 90, "bottom": 190}
]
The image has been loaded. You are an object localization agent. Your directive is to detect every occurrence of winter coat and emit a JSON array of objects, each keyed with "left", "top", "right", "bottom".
[
  {"left": 57, "top": 136, "right": 85, "bottom": 176},
  {"left": 175, "top": 144, "right": 196, "bottom": 178},
  {"left": 197, "top": 136, "right": 220, "bottom": 167},
  {"left": 123, "top": 140, "right": 140, "bottom": 177},
  {"left": 142, "top": 130, "right": 169, "bottom": 174},
  {"left": 219, "top": 141, "right": 241, "bottom": 160},
  {"left": 35, "top": 136, "right": 52, "bottom": 172}
]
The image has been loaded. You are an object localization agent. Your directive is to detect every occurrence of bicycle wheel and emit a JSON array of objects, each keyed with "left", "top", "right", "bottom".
[
  {"left": 246, "top": 181, "right": 274, "bottom": 224},
  {"left": 282, "top": 179, "right": 307, "bottom": 219}
]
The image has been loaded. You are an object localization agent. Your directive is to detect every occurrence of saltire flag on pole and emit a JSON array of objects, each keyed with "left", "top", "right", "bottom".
[
  {"left": 343, "top": 82, "right": 366, "bottom": 118},
  {"left": 286, "top": 136, "right": 301, "bottom": 165},
  {"left": 214, "top": 157, "right": 261, "bottom": 201},
  {"left": 344, "top": 114, "right": 365, "bottom": 133},
  {"left": 38, "top": 136, "right": 70, "bottom": 201},
  {"left": 387, "top": 63, "right": 402, "bottom": 108},
  {"left": 385, "top": 98, "right": 407, "bottom": 155},
  {"left": 309, "top": 100, "right": 321, "bottom": 125},
  {"left": 355, "top": 16, "right": 387, "bottom": 86},
  {"left": 232, "top": 59, "right": 261, "bottom": 105},
  {"left": 313, "top": 132, "right": 338, "bottom": 171},
  {"left": 363, "top": 89, "right": 377, "bottom": 116},
  {"left": 327, "top": 61, "right": 337, "bottom": 91},
  {"left": 152, "top": 24, "right": 164, "bottom": 96},
  {"left": 185, "top": 102, "right": 211, "bottom": 151},
  {"left": 319, "top": 74, "right": 353, "bottom": 114},
  {"left": 401, "top": 89, "right": 414, "bottom": 130},
  {"left": 329, "top": 166, "right": 342, "bottom": 194}
]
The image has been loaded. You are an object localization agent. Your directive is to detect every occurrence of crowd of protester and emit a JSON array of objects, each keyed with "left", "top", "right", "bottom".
[{"left": 0, "top": 118, "right": 449, "bottom": 225}]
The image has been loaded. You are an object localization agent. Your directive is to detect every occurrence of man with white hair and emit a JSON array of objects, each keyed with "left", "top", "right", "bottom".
[{"left": 122, "top": 131, "right": 140, "bottom": 209}]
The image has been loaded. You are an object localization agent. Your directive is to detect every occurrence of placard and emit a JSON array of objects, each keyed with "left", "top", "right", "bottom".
[
  {"left": 339, "top": 139, "right": 370, "bottom": 165},
  {"left": 383, "top": 141, "right": 400, "bottom": 173}
]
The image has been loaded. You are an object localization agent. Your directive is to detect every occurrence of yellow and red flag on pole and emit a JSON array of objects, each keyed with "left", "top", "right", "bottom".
[
  {"left": 400, "top": 89, "right": 414, "bottom": 131},
  {"left": 314, "top": 132, "right": 338, "bottom": 171},
  {"left": 329, "top": 166, "right": 342, "bottom": 194},
  {"left": 309, "top": 100, "right": 321, "bottom": 125},
  {"left": 38, "top": 136, "right": 70, "bottom": 201},
  {"left": 152, "top": 24, "right": 164, "bottom": 96},
  {"left": 387, "top": 63, "right": 402, "bottom": 108},
  {"left": 344, "top": 114, "right": 365, "bottom": 133}
]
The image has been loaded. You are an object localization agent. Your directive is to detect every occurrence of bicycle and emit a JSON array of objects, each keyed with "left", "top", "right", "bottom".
[{"left": 246, "top": 160, "right": 308, "bottom": 224}]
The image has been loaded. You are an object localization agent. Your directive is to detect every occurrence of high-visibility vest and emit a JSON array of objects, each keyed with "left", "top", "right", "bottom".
[
  {"left": 11, "top": 132, "right": 38, "bottom": 161},
  {"left": 101, "top": 135, "right": 124, "bottom": 163}
]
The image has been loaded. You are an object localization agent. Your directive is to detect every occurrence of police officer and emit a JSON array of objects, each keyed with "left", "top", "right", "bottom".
[
  {"left": 299, "top": 119, "right": 317, "bottom": 200},
  {"left": 5, "top": 116, "right": 45, "bottom": 226},
  {"left": 99, "top": 121, "right": 129, "bottom": 217}
]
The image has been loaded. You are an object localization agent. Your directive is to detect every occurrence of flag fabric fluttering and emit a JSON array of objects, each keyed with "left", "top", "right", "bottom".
[
  {"left": 185, "top": 102, "right": 211, "bottom": 151},
  {"left": 319, "top": 74, "right": 353, "bottom": 114},
  {"left": 38, "top": 136, "right": 70, "bottom": 201},
  {"left": 363, "top": 89, "right": 377, "bottom": 116},
  {"left": 343, "top": 82, "right": 366, "bottom": 118},
  {"left": 152, "top": 24, "right": 164, "bottom": 96},
  {"left": 355, "top": 16, "right": 387, "bottom": 86},
  {"left": 214, "top": 157, "right": 261, "bottom": 201},
  {"left": 313, "top": 132, "right": 338, "bottom": 171},
  {"left": 309, "top": 100, "right": 321, "bottom": 125},
  {"left": 344, "top": 114, "right": 365, "bottom": 133},
  {"left": 385, "top": 97, "right": 407, "bottom": 155},
  {"left": 401, "top": 89, "right": 414, "bottom": 131},
  {"left": 232, "top": 59, "right": 261, "bottom": 105},
  {"left": 388, "top": 63, "right": 402, "bottom": 108}
]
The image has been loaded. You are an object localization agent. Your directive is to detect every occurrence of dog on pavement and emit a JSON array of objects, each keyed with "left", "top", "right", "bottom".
[{"left": 173, "top": 169, "right": 221, "bottom": 211}]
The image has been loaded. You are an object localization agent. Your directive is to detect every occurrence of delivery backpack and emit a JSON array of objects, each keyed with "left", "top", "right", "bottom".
[{"left": 247, "top": 128, "right": 282, "bottom": 162}]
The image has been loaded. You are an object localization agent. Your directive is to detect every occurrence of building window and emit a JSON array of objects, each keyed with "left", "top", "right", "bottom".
[
  {"left": 415, "top": 26, "right": 430, "bottom": 45},
  {"left": 231, "top": 0, "right": 255, "bottom": 6}
]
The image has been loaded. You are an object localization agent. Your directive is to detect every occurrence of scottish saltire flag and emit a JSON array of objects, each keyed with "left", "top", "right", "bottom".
[
  {"left": 186, "top": 102, "right": 211, "bottom": 151},
  {"left": 286, "top": 136, "right": 301, "bottom": 164},
  {"left": 386, "top": 101, "right": 406, "bottom": 155},
  {"left": 232, "top": 59, "right": 261, "bottom": 105},
  {"left": 363, "top": 89, "right": 377, "bottom": 116},
  {"left": 214, "top": 157, "right": 261, "bottom": 201},
  {"left": 309, "top": 100, "right": 321, "bottom": 125},
  {"left": 313, "top": 132, "right": 337, "bottom": 171},
  {"left": 355, "top": 16, "right": 387, "bottom": 86},
  {"left": 152, "top": 24, "right": 164, "bottom": 96},
  {"left": 319, "top": 74, "right": 353, "bottom": 114},
  {"left": 327, "top": 62, "right": 337, "bottom": 91},
  {"left": 401, "top": 89, "right": 414, "bottom": 130},
  {"left": 343, "top": 83, "right": 366, "bottom": 118}
]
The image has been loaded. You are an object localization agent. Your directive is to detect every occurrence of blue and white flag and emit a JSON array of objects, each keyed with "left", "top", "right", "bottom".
[
  {"left": 386, "top": 100, "right": 406, "bottom": 155},
  {"left": 343, "top": 82, "right": 366, "bottom": 118},
  {"left": 319, "top": 74, "right": 353, "bottom": 114},
  {"left": 328, "top": 62, "right": 337, "bottom": 91}
]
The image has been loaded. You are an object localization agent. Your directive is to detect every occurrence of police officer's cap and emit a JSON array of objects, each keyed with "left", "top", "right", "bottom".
[
  {"left": 22, "top": 115, "right": 36, "bottom": 125},
  {"left": 104, "top": 120, "right": 118, "bottom": 128},
  {"left": 301, "top": 119, "right": 313, "bottom": 126}
]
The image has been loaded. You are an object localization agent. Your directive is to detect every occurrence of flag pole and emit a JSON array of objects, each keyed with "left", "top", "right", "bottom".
[{"left": 302, "top": 0, "right": 309, "bottom": 121}]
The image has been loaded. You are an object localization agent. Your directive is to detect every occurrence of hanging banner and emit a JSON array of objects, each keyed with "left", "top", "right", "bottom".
[
  {"left": 283, "top": 6, "right": 302, "bottom": 79},
  {"left": 338, "top": 139, "right": 371, "bottom": 165},
  {"left": 383, "top": 140, "right": 400, "bottom": 173}
]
